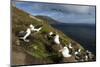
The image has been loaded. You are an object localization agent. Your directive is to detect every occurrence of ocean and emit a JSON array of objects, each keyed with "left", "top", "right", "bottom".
[{"left": 52, "top": 23, "right": 96, "bottom": 54}]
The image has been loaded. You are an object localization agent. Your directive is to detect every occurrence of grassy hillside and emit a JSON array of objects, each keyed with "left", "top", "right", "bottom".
[
  {"left": 35, "top": 15, "right": 61, "bottom": 24},
  {"left": 12, "top": 6, "right": 94, "bottom": 65}
]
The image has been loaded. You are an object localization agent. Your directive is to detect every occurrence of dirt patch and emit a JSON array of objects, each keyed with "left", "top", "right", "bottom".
[
  {"left": 12, "top": 45, "right": 38, "bottom": 65},
  {"left": 11, "top": 45, "right": 53, "bottom": 65}
]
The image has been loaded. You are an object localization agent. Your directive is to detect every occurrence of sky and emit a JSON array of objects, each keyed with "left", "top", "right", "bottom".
[{"left": 12, "top": 1, "right": 96, "bottom": 24}]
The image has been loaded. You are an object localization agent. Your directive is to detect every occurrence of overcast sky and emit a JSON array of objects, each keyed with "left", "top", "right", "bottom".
[{"left": 13, "top": 1, "right": 96, "bottom": 24}]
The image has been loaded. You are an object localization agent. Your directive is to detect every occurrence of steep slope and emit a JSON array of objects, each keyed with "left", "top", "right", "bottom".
[
  {"left": 12, "top": 6, "right": 95, "bottom": 65},
  {"left": 35, "top": 15, "right": 60, "bottom": 24}
]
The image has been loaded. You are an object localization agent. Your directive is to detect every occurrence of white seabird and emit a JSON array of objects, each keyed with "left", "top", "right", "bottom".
[
  {"left": 20, "top": 28, "right": 31, "bottom": 42},
  {"left": 54, "top": 34, "right": 60, "bottom": 45},
  {"left": 29, "top": 24, "right": 42, "bottom": 32},
  {"left": 33, "top": 27, "right": 42, "bottom": 32},
  {"left": 78, "top": 48, "right": 81, "bottom": 52},
  {"left": 74, "top": 48, "right": 81, "bottom": 55},
  {"left": 30, "top": 24, "right": 35, "bottom": 31},
  {"left": 59, "top": 46, "right": 71, "bottom": 58},
  {"left": 74, "top": 51, "right": 78, "bottom": 55},
  {"left": 49, "top": 32, "right": 53, "bottom": 36},
  {"left": 68, "top": 43, "right": 73, "bottom": 49},
  {"left": 85, "top": 55, "right": 88, "bottom": 61}
]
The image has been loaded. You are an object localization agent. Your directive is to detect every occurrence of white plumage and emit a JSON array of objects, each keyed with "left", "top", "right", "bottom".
[
  {"left": 20, "top": 28, "right": 31, "bottom": 42},
  {"left": 86, "top": 50, "right": 91, "bottom": 54},
  {"left": 29, "top": 24, "right": 42, "bottom": 32},
  {"left": 86, "top": 50, "right": 93, "bottom": 59},
  {"left": 78, "top": 48, "right": 81, "bottom": 52},
  {"left": 68, "top": 43, "right": 73, "bottom": 49},
  {"left": 54, "top": 34, "right": 60, "bottom": 45},
  {"left": 33, "top": 27, "right": 42, "bottom": 32},
  {"left": 74, "top": 51, "right": 78, "bottom": 55},
  {"left": 74, "top": 49, "right": 81, "bottom": 55},
  {"left": 85, "top": 55, "right": 88, "bottom": 61},
  {"left": 59, "top": 46, "right": 71, "bottom": 58},
  {"left": 49, "top": 32, "right": 53, "bottom": 36},
  {"left": 30, "top": 24, "right": 35, "bottom": 31}
]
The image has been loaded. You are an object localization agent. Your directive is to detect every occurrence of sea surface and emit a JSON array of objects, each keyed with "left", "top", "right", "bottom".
[{"left": 52, "top": 23, "right": 96, "bottom": 54}]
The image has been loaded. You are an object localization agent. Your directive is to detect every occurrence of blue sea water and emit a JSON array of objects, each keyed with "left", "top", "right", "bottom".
[{"left": 52, "top": 23, "right": 96, "bottom": 54}]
